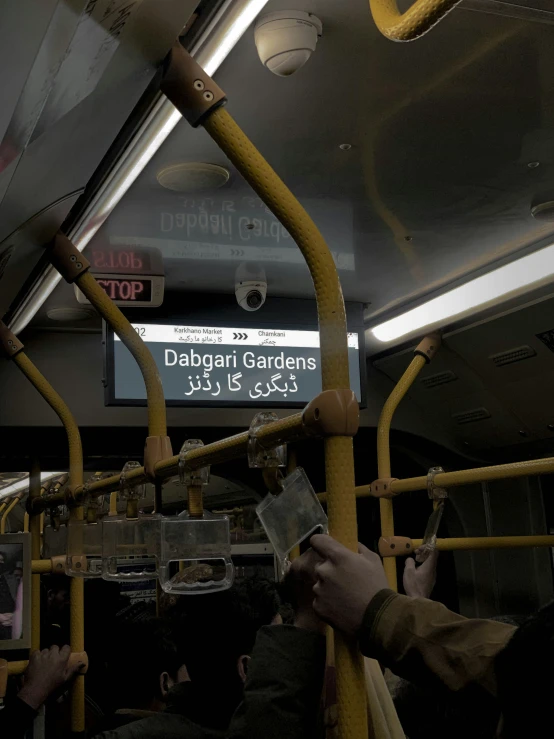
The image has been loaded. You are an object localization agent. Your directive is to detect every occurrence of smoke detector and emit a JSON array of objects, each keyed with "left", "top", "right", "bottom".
[{"left": 156, "top": 162, "right": 229, "bottom": 192}]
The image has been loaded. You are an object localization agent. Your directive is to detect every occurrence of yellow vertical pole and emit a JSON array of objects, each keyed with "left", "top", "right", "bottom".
[
  {"left": 1, "top": 495, "right": 22, "bottom": 533},
  {"left": 70, "top": 506, "right": 85, "bottom": 735},
  {"left": 0, "top": 499, "right": 11, "bottom": 526},
  {"left": 29, "top": 461, "right": 41, "bottom": 653},
  {"left": 202, "top": 107, "right": 367, "bottom": 739},
  {"left": 23, "top": 512, "right": 29, "bottom": 533},
  {"left": 376, "top": 335, "right": 439, "bottom": 590},
  {"left": 161, "top": 48, "right": 368, "bottom": 738}
]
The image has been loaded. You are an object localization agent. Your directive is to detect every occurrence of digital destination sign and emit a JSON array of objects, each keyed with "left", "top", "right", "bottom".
[
  {"left": 107, "top": 323, "right": 363, "bottom": 407},
  {"left": 96, "top": 278, "right": 153, "bottom": 302},
  {"left": 74, "top": 245, "right": 165, "bottom": 307}
]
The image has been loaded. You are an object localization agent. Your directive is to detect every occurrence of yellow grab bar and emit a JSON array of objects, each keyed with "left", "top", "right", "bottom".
[
  {"left": 160, "top": 45, "right": 367, "bottom": 739},
  {"left": 69, "top": 506, "right": 85, "bottom": 734},
  {"left": 0, "top": 322, "right": 83, "bottom": 496},
  {"left": 74, "top": 269, "right": 167, "bottom": 438},
  {"left": 376, "top": 335, "right": 440, "bottom": 589},
  {"left": 383, "top": 535, "right": 554, "bottom": 554},
  {"left": 33, "top": 404, "right": 326, "bottom": 511},
  {"left": 1, "top": 495, "right": 22, "bottom": 534},
  {"left": 369, "top": 0, "right": 461, "bottom": 42},
  {"left": 203, "top": 110, "right": 366, "bottom": 739}
]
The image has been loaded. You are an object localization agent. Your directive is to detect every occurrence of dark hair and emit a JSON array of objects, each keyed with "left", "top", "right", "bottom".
[
  {"left": 170, "top": 577, "right": 281, "bottom": 726},
  {"left": 495, "top": 600, "right": 554, "bottom": 738},
  {"left": 111, "top": 617, "right": 186, "bottom": 709}
]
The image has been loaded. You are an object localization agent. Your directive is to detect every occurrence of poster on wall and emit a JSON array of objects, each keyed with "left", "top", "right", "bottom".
[
  {"left": 105, "top": 322, "right": 364, "bottom": 408},
  {"left": 0, "top": 533, "right": 31, "bottom": 650}
]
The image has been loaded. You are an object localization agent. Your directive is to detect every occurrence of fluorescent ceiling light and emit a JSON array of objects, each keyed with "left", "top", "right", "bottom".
[
  {"left": 372, "top": 242, "right": 554, "bottom": 343},
  {"left": 0, "top": 472, "right": 64, "bottom": 502},
  {"left": 10, "top": 0, "right": 270, "bottom": 335}
]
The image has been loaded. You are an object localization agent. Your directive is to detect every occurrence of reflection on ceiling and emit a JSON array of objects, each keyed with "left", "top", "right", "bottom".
[{"left": 69, "top": 0, "right": 554, "bottom": 325}]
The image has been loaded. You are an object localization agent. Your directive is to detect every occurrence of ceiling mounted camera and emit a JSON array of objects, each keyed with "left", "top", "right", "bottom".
[
  {"left": 254, "top": 10, "right": 322, "bottom": 77},
  {"left": 235, "top": 263, "right": 267, "bottom": 311}
]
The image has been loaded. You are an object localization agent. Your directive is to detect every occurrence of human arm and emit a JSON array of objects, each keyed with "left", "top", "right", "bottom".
[
  {"left": 0, "top": 695, "right": 38, "bottom": 738},
  {"left": 0, "top": 646, "right": 84, "bottom": 739},
  {"left": 310, "top": 534, "right": 516, "bottom": 695}
]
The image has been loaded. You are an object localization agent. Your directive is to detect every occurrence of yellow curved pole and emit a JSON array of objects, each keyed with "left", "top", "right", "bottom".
[
  {"left": 28, "top": 462, "right": 41, "bottom": 655},
  {"left": 74, "top": 270, "right": 167, "bottom": 438},
  {"left": 1, "top": 495, "right": 21, "bottom": 534},
  {"left": 202, "top": 107, "right": 366, "bottom": 739},
  {"left": 69, "top": 507, "right": 85, "bottom": 734},
  {"left": 0, "top": 500, "right": 10, "bottom": 521},
  {"left": 376, "top": 335, "right": 439, "bottom": 589},
  {"left": 3, "top": 331, "right": 85, "bottom": 732},
  {"left": 369, "top": 0, "right": 461, "bottom": 42},
  {"left": 12, "top": 352, "right": 83, "bottom": 494}
]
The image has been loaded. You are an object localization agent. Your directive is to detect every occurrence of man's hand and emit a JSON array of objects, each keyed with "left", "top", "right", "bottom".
[
  {"left": 310, "top": 535, "right": 389, "bottom": 636},
  {"left": 286, "top": 548, "right": 326, "bottom": 634},
  {"left": 403, "top": 547, "right": 438, "bottom": 599},
  {"left": 18, "top": 645, "right": 83, "bottom": 710},
  {"left": 0, "top": 613, "right": 13, "bottom": 626}
]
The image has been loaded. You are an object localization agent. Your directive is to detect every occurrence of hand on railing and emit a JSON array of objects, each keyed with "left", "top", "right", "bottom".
[
  {"left": 403, "top": 547, "right": 438, "bottom": 599},
  {"left": 18, "top": 645, "right": 85, "bottom": 710}
]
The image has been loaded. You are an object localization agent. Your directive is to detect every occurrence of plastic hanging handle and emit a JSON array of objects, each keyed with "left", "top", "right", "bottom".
[{"left": 159, "top": 557, "right": 234, "bottom": 595}]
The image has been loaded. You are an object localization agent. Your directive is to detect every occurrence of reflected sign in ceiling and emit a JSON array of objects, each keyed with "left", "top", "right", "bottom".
[{"left": 108, "top": 323, "right": 362, "bottom": 407}]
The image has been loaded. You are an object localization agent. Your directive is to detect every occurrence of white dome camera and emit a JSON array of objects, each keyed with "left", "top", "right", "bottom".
[
  {"left": 236, "top": 280, "right": 267, "bottom": 311},
  {"left": 235, "top": 263, "right": 267, "bottom": 311},
  {"left": 254, "top": 10, "right": 322, "bottom": 77}
]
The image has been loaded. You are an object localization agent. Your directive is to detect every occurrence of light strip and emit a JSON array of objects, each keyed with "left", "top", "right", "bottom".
[
  {"left": 371, "top": 242, "right": 554, "bottom": 343},
  {"left": 0, "top": 472, "right": 64, "bottom": 502},
  {"left": 9, "top": 0, "right": 270, "bottom": 335}
]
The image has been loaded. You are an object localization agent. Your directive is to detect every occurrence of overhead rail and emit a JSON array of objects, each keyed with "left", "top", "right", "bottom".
[
  {"left": 368, "top": 0, "right": 461, "bottom": 42},
  {"left": 380, "top": 535, "right": 554, "bottom": 555}
]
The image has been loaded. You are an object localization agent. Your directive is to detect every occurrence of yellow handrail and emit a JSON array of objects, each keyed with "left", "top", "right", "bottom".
[
  {"left": 28, "top": 463, "right": 41, "bottom": 655},
  {"left": 369, "top": 0, "right": 461, "bottom": 42},
  {"left": 0, "top": 499, "right": 10, "bottom": 521},
  {"left": 74, "top": 270, "right": 167, "bottom": 438},
  {"left": 390, "top": 456, "right": 554, "bottom": 495},
  {"left": 33, "top": 410, "right": 310, "bottom": 511},
  {"left": 12, "top": 351, "right": 83, "bottom": 494},
  {"left": 382, "top": 535, "right": 554, "bottom": 554},
  {"left": 201, "top": 106, "right": 366, "bottom": 739},
  {"left": 0, "top": 495, "right": 22, "bottom": 534},
  {"left": 69, "top": 506, "right": 85, "bottom": 734},
  {"left": 376, "top": 335, "right": 440, "bottom": 589}
]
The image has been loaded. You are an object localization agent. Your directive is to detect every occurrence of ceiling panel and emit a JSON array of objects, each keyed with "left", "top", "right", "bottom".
[{"left": 74, "top": 0, "right": 554, "bottom": 322}]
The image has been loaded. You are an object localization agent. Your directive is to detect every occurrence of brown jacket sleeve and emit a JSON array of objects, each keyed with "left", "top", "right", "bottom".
[{"left": 358, "top": 589, "right": 516, "bottom": 695}]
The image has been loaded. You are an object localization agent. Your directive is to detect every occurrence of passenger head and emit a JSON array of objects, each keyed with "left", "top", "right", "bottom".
[
  {"left": 174, "top": 577, "right": 281, "bottom": 726},
  {"left": 112, "top": 617, "right": 190, "bottom": 711},
  {"left": 44, "top": 575, "right": 70, "bottom": 617},
  {"left": 495, "top": 600, "right": 554, "bottom": 738}
]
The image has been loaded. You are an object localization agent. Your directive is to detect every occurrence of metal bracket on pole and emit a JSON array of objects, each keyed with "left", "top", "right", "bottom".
[
  {"left": 161, "top": 42, "right": 227, "bottom": 128},
  {"left": 418, "top": 466, "right": 448, "bottom": 561},
  {"left": 0, "top": 321, "right": 24, "bottom": 358},
  {"left": 370, "top": 477, "right": 399, "bottom": 498},
  {"left": 48, "top": 233, "right": 90, "bottom": 283},
  {"left": 378, "top": 536, "right": 414, "bottom": 557}
]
